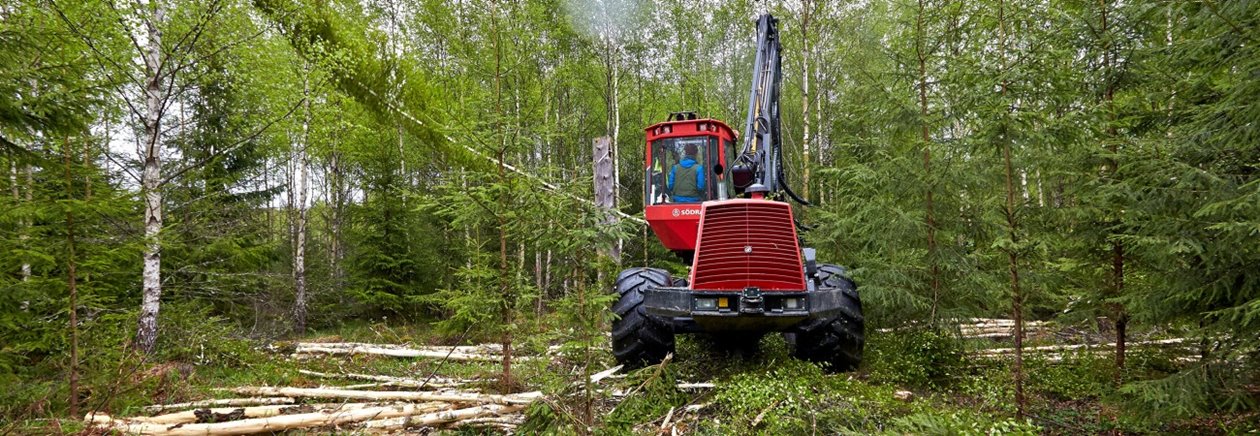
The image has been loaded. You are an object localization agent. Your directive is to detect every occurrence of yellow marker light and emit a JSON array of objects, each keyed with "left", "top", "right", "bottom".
[{"left": 718, "top": 297, "right": 729, "bottom": 308}]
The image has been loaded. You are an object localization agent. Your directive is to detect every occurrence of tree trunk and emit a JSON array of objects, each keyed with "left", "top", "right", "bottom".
[
  {"left": 491, "top": 0, "right": 513, "bottom": 391},
  {"left": 917, "top": 0, "right": 942, "bottom": 323},
  {"left": 292, "top": 61, "right": 311, "bottom": 334},
  {"left": 329, "top": 100, "right": 345, "bottom": 293},
  {"left": 800, "top": 0, "right": 813, "bottom": 201},
  {"left": 136, "top": 0, "right": 167, "bottom": 355},
  {"left": 996, "top": 0, "right": 1024, "bottom": 419},
  {"left": 62, "top": 137, "right": 81, "bottom": 418},
  {"left": 1004, "top": 140, "right": 1025, "bottom": 420},
  {"left": 605, "top": 35, "right": 623, "bottom": 265},
  {"left": 8, "top": 153, "right": 29, "bottom": 282},
  {"left": 1099, "top": 0, "right": 1128, "bottom": 379}
]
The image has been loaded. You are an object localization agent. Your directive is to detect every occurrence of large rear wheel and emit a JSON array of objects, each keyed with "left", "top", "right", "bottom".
[
  {"left": 792, "top": 264, "right": 864, "bottom": 371},
  {"left": 611, "top": 268, "right": 675, "bottom": 367}
]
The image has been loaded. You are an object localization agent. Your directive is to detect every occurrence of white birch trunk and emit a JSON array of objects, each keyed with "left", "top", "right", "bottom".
[
  {"left": 800, "top": 1, "right": 812, "bottom": 201},
  {"left": 1020, "top": 169, "right": 1030, "bottom": 202},
  {"left": 543, "top": 249, "right": 552, "bottom": 293},
  {"left": 135, "top": 0, "right": 167, "bottom": 355},
  {"left": 293, "top": 61, "right": 311, "bottom": 333},
  {"left": 328, "top": 102, "right": 344, "bottom": 292},
  {"left": 612, "top": 59, "right": 623, "bottom": 262},
  {"left": 10, "top": 156, "right": 30, "bottom": 281}
]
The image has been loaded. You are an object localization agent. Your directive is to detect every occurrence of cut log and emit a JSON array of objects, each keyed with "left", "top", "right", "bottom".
[
  {"left": 294, "top": 342, "right": 415, "bottom": 350},
  {"left": 659, "top": 406, "right": 676, "bottom": 433},
  {"left": 293, "top": 346, "right": 494, "bottom": 361},
  {"left": 451, "top": 415, "right": 525, "bottom": 427},
  {"left": 141, "top": 397, "right": 294, "bottom": 414},
  {"left": 297, "top": 369, "right": 469, "bottom": 388},
  {"left": 292, "top": 345, "right": 532, "bottom": 362},
  {"left": 86, "top": 402, "right": 451, "bottom": 435},
  {"left": 224, "top": 386, "right": 542, "bottom": 405},
  {"left": 131, "top": 403, "right": 395, "bottom": 425},
  {"left": 676, "top": 382, "right": 715, "bottom": 390},
  {"left": 589, "top": 365, "right": 623, "bottom": 383},
  {"left": 359, "top": 404, "right": 524, "bottom": 430},
  {"left": 337, "top": 382, "right": 395, "bottom": 390},
  {"left": 974, "top": 338, "right": 1189, "bottom": 356},
  {"left": 296, "top": 342, "right": 511, "bottom": 355}
]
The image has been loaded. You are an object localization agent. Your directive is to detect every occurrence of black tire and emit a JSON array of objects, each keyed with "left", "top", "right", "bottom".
[
  {"left": 611, "top": 268, "right": 675, "bottom": 367},
  {"left": 792, "top": 264, "right": 864, "bottom": 371}
]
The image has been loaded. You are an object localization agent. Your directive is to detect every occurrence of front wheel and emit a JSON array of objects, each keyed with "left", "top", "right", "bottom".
[
  {"left": 792, "top": 264, "right": 864, "bottom": 371},
  {"left": 611, "top": 268, "right": 675, "bottom": 368}
]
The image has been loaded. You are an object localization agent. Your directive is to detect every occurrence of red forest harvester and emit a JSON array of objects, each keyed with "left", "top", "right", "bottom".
[{"left": 611, "top": 14, "right": 864, "bottom": 370}]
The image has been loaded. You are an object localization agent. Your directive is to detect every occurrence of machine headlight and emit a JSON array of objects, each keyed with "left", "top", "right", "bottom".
[
  {"left": 696, "top": 298, "right": 717, "bottom": 310},
  {"left": 784, "top": 298, "right": 801, "bottom": 310}
]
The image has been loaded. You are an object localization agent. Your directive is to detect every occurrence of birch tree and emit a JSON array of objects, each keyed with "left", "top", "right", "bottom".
[
  {"left": 291, "top": 60, "right": 312, "bottom": 333},
  {"left": 132, "top": 0, "right": 170, "bottom": 354}
]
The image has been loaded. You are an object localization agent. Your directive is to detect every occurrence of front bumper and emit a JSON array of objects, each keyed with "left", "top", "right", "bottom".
[{"left": 642, "top": 286, "right": 850, "bottom": 333}]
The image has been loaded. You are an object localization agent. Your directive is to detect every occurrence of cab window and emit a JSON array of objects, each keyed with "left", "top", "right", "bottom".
[{"left": 647, "top": 136, "right": 711, "bottom": 205}]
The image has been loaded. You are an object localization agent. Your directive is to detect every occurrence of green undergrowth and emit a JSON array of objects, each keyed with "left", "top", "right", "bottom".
[{"left": 8, "top": 317, "right": 1257, "bottom": 435}]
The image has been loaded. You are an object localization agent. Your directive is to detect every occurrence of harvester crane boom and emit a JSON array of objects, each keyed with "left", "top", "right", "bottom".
[{"left": 738, "top": 14, "right": 808, "bottom": 205}]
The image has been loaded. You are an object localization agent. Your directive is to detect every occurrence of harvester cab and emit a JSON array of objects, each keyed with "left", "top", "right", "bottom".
[{"left": 610, "top": 14, "right": 865, "bottom": 371}]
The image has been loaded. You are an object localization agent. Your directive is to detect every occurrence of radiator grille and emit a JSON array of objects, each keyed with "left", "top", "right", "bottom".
[{"left": 690, "top": 201, "right": 806, "bottom": 290}]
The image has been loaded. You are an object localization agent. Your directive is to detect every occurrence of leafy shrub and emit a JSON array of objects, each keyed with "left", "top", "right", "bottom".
[
  {"left": 1025, "top": 350, "right": 1114, "bottom": 401},
  {"left": 956, "top": 364, "right": 1018, "bottom": 415},
  {"left": 890, "top": 410, "right": 1041, "bottom": 435},
  {"left": 866, "top": 329, "right": 965, "bottom": 388}
]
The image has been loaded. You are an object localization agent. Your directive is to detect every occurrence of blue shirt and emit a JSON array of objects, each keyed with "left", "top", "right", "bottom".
[{"left": 668, "top": 157, "right": 704, "bottom": 202}]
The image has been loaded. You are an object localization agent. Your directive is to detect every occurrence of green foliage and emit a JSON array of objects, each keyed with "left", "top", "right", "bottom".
[
  {"left": 713, "top": 360, "right": 825, "bottom": 430},
  {"left": 1024, "top": 352, "right": 1115, "bottom": 401},
  {"left": 956, "top": 364, "right": 1019, "bottom": 416},
  {"left": 866, "top": 330, "right": 965, "bottom": 389},
  {"left": 348, "top": 176, "right": 448, "bottom": 318},
  {"left": 889, "top": 411, "right": 1041, "bottom": 436},
  {"left": 599, "top": 361, "right": 689, "bottom": 433}
]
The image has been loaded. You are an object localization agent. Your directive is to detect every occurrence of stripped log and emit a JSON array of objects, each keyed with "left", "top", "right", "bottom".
[
  {"left": 589, "top": 365, "right": 623, "bottom": 383},
  {"left": 451, "top": 415, "right": 526, "bottom": 427},
  {"left": 224, "top": 386, "right": 543, "bottom": 405},
  {"left": 676, "top": 382, "right": 716, "bottom": 390},
  {"left": 141, "top": 397, "right": 294, "bottom": 414},
  {"left": 973, "top": 338, "right": 1190, "bottom": 356},
  {"left": 875, "top": 318, "right": 1051, "bottom": 338},
  {"left": 338, "top": 383, "right": 397, "bottom": 390},
  {"left": 360, "top": 404, "right": 524, "bottom": 431},
  {"left": 292, "top": 344, "right": 534, "bottom": 362},
  {"left": 297, "top": 369, "right": 469, "bottom": 388},
  {"left": 86, "top": 402, "right": 451, "bottom": 435},
  {"left": 130, "top": 402, "right": 397, "bottom": 425},
  {"left": 296, "top": 342, "right": 508, "bottom": 355},
  {"left": 293, "top": 346, "right": 498, "bottom": 362}
]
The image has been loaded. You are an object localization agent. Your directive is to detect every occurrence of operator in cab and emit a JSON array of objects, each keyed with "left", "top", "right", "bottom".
[{"left": 668, "top": 143, "right": 704, "bottom": 203}]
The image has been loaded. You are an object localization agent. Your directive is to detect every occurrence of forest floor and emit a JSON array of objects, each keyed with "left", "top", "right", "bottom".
[{"left": 13, "top": 319, "right": 1259, "bottom": 435}]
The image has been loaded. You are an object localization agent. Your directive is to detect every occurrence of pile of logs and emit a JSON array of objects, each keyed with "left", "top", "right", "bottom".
[
  {"left": 875, "top": 318, "right": 1051, "bottom": 339},
  {"left": 84, "top": 371, "right": 540, "bottom": 434},
  {"left": 957, "top": 318, "right": 1050, "bottom": 339},
  {"left": 972, "top": 337, "right": 1193, "bottom": 362}
]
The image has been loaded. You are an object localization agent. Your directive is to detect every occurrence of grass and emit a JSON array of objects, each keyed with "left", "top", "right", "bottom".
[{"left": 5, "top": 316, "right": 1258, "bottom": 435}]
